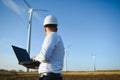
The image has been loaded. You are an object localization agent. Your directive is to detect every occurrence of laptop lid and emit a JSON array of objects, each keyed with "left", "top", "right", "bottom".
[{"left": 12, "top": 45, "right": 31, "bottom": 63}]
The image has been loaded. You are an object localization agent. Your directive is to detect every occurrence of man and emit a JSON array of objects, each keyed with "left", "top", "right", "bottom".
[{"left": 32, "top": 15, "right": 65, "bottom": 80}]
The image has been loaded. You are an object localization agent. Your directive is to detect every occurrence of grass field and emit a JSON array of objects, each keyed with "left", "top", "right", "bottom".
[{"left": 0, "top": 70, "right": 120, "bottom": 80}]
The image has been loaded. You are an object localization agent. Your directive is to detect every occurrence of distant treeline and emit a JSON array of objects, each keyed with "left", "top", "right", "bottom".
[{"left": 1, "top": 69, "right": 120, "bottom": 72}]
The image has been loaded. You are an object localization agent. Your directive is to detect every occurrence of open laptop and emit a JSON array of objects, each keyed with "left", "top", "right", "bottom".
[{"left": 12, "top": 45, "right": 40, "bottom": 69}]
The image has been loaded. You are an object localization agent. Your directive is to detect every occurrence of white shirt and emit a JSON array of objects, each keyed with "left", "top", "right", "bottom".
[{"left": 35, "top": 32, "right": 65, "bottom": 73}]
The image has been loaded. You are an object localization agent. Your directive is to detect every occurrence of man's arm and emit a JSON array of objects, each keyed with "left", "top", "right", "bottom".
[{"left": 32, "top": 33, "right": 59, "bottom": 62}]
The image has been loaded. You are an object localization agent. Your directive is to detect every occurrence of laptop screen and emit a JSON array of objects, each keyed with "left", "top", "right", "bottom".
[{"left": 12, "top": 45, "right": 31, "bottom": 63}]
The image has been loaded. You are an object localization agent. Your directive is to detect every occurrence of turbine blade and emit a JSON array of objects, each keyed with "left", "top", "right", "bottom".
[
  {"left": 24, "top": 0, "right": 31, "bottom": 8},
  {"left": 33, "top": 9, "right": 49, "bottom": 12}
]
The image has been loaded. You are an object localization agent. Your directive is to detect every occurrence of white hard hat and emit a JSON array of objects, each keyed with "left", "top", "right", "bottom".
[{"left": 43, "top": 15, "right": 58, "bottom": 26}]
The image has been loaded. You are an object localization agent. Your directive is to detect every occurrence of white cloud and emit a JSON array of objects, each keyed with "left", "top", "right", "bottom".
[{"left": 2, "top": 0, "right": 24, "bottom": 16}]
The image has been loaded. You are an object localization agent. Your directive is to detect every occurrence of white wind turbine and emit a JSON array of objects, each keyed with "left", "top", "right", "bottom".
[{"left": 24, "top": 0, "right": 49, "bottom": 72}]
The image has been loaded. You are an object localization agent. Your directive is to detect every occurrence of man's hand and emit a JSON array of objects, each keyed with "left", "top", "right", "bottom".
[
  {"left": 32, "top": 56, "right": 37, "bottom": 61},
  {"left": 32, "top": 56, "right": 48, "bottom": 63}
]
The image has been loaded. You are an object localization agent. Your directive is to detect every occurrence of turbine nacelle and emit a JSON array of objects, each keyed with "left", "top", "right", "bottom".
[{"left": 29, "top": 8, "right": 33, "bottom": 14}]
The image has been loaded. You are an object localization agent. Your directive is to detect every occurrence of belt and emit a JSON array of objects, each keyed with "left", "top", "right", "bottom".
[
  {"left": 39, "top": 72, "right": 62, "bottom": 78},
  {"left": 39, "top": 73, "right": 48, "bottom": 77}
]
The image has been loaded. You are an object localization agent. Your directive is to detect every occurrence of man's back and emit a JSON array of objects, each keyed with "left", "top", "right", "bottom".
[{"left": 38, "top": 32, "right": 64, "bottom": 73}]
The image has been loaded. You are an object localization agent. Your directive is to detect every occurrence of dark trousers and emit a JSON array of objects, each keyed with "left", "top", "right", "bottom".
[{"left": 39, "top": 72, "right": 63, "bottom": 80}]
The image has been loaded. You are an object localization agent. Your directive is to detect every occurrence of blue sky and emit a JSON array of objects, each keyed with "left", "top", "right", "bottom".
[{"left": 0, "top": 0, "right": 120, "bottom": 71}]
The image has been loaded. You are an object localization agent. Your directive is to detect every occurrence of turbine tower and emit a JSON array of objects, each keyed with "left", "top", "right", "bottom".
[
  {"left": 64, "top": 45, "right": 70, "bottom": 72},
  {"left": 92, "top": 54, "right": 96, "bottom": 71},
  {"left": 24, "top": 0, "right": 48, "bottom": 72}
]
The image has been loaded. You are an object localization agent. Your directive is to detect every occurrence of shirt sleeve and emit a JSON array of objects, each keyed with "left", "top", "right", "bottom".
[{"left": 35, "top": 33, "right": 59, "bottom": 62}]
